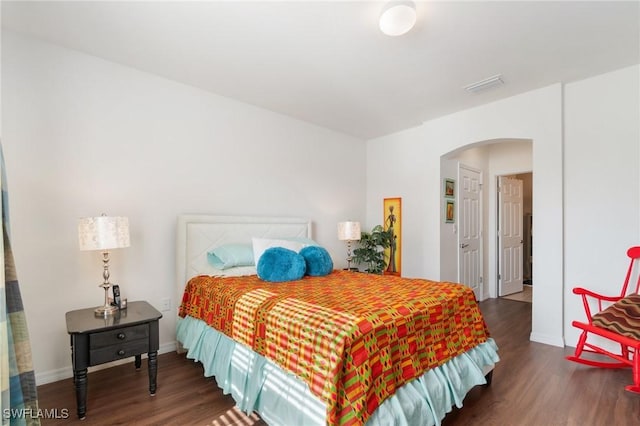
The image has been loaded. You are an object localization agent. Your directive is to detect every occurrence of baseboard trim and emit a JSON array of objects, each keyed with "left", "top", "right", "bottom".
[
  {"left": 35, "top": 341, "right": 177, "bottom": 386},
  {"left": 529, "top": 331, "right": 564, "bottom": 348}
]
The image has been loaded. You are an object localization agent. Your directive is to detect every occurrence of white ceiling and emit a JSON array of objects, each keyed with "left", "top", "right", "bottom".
[{"left": 2, "top": 1, "right": 639, "bottom": 140}]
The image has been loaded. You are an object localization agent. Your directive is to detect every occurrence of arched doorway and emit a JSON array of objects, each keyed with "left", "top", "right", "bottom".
[{"left": 439, "top": 139, "right": 533, "bottom": 304}]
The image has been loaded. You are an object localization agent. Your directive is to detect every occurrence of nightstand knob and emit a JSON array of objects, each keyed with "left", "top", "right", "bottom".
[
  {"left": 117, "top": 333, "right": 126, "bottom": 340},
  {"left": 117, "top": 349, "right": 125, "bottom": 356}
]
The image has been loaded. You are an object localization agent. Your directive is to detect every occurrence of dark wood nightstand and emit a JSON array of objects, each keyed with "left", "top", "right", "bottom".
[{"left": 65, "top": 301, "right": 163, "bottom": 419}]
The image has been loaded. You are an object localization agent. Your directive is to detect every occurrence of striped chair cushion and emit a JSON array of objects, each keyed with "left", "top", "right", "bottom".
[{"left": 592, "top": 293, "right": 640, "bottom": 340}]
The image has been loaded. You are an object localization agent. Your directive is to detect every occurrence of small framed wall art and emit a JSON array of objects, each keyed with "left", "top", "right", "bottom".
[
  {"left": 445, "top": 199, "right": 455, "bottom": 223},
  {"left": 444, "top": 178, "right": 455, "bottom": 198}
]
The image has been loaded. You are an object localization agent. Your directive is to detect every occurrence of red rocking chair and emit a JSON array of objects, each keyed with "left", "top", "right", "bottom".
[{"left": 567, "top": 246, "right": 640, "bottom": 394}]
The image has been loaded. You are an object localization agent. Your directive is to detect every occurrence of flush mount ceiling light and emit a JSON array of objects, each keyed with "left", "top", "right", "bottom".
[
  {"left": 464, "top": 74, "right": 505, "bottom": 93},
  {"left": 379, "top": 1, "right": 417, "bottom": 36}
]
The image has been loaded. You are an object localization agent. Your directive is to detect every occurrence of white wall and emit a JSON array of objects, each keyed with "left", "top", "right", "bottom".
[
  {"left": 1, "top": 31, "right": 367, "bottom": 383},
  {"left": 367, "top": 65, "right": 640, "bottom": 349},
  {"left": 367, "top": 84, "right": 564, "bottom": 347},
  {"left": 563, "top": 66, "right": 640, "bottom": 346}
]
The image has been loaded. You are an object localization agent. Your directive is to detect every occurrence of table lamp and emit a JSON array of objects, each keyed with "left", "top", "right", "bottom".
[
  {"left": 337, "top": 221, "right": 361, "bottom": 271},
  {"left": 78, "top": 214, "right": 130, "bottom": 316}
]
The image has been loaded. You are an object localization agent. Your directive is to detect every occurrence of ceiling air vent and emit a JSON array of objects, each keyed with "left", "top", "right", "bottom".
[{"left": 464, "top": 74, "right": 504, "bottom": 93}]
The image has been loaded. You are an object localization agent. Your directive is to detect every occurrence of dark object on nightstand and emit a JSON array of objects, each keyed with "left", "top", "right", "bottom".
[
  {"left": 65, "top": 301, "right": 162, "bottom": 419},
  {"left": 111, "top": 284, "right": 122, "bottom": 309}
]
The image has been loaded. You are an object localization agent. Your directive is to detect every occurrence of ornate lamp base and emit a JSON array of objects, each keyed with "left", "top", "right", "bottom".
[
  {"left": 95, "top": 304, "right": 118, "bottom": 316},
  {"left": 94, "top": 282, "right": 118, "bottom": 316}
]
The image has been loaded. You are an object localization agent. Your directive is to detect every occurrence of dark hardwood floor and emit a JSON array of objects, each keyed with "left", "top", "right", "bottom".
[{"left": 38, "top": 298, "right": 640, "bottom": 425}]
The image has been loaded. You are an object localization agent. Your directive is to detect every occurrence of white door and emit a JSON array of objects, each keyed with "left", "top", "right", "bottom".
[
  {"left": 498, "top": 176, "right": 524, "bottom": 296},
  {"left": 458, "top": 165, "right": 482, "bottom": 300}
]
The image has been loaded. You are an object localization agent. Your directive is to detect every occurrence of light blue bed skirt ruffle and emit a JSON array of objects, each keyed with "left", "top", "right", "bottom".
[{"left": 176, "top": 315, "right": 499, "bottom": 426}]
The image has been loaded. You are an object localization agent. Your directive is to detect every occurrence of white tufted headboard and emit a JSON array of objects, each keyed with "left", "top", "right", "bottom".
[{"left": 175, "top": 215, "right": 311, "bottom": 307}]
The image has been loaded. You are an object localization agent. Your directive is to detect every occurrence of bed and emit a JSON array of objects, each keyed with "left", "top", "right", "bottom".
[{"left": 175, "top": 215, "right": 499, "bottom": 426}]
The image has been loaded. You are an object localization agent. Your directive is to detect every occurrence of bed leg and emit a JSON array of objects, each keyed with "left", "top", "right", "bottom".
[{"left": 483, "top": 370, "right": 493, "bottom": 387}]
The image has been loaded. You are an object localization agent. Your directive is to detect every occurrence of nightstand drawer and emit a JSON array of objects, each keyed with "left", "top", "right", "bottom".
[
  {"left": 89, "top": 324, "right": 149, "bottom": 349},
  {"left": 89, "top": 339, "right": 150, "bottom": 365}
]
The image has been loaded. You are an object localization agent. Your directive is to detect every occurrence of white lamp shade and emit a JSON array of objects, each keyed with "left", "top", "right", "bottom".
[
  {"left": 379, "top": 1, "right": 417, "bottom": 36},
  {"left": 78, "top": 216, "right": 130, "bottom": 251},
  {"left": 337, "top": 221, "right": 361, "bottom": 241}
]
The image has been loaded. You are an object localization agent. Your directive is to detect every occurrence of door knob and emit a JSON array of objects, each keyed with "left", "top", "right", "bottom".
[{"left": 460, "top": 243, "right": 469, "bottom": 248}]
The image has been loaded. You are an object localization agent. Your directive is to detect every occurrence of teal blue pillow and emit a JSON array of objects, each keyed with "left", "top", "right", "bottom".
[
  {"left": 257, "top": 247, "right": 306, "bottom": 282},
  {"left": 299, "top": 246, "right": 333, "bottom": 276},
  {"left": 207, "top": 244, "right": 254, "bottom": 270}
]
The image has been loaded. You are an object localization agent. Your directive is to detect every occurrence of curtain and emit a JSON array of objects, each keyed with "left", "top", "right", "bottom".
[{"left": 0, "top": 143, "right": 39, "bottom": 425}]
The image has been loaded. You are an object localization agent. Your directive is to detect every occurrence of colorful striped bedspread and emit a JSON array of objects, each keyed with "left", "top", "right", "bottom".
[{"left": 179, "top": 270, "right": 490, "bottom": 425}]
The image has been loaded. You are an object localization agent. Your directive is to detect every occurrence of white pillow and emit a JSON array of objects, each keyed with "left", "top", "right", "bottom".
[{"left": 252, "top": 237, "right": 316, "bottom": 267}]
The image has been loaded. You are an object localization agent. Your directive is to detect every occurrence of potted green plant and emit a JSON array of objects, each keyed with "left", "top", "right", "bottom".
[{"left": 352, "top": 225, "right": 394, "bottom": 274}]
